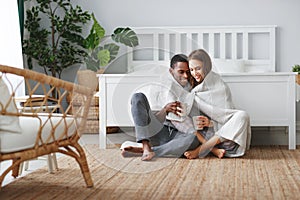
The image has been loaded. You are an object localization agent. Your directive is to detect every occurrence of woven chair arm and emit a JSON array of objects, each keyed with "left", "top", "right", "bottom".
[{"left": 0, "top": 64, "right": 93, "bottom": 96}]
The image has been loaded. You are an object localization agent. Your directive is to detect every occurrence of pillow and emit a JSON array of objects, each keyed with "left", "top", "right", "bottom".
[
  {"left": 213, "top": 59, "right": 245, "bottom": 73},
  {"left": 0, "top": 77, "right": 21, "bottom": 134}
]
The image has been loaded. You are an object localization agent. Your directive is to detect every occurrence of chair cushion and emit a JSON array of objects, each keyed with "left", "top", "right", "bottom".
[
  {"left": 0, "top": 114, "right": 77, "bottom": 153},
  {"left": 0, "top": 77, "right": 21, "bottom": 134}
]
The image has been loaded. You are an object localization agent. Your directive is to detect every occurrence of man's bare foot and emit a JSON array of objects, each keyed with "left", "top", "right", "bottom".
[
  {"left": 211, "top": 148, "right": 226, "bottom": 159},
  {"left": 121, "top": 149, "right": 142, "bottom": 157},
  {"left": 124, "top": 146, "right": 143, "bottom": 153},
  {"left": 141, "top": 151, "right": 155, "bottom": 161},
  {"left": 184, "top": 146, "right": 201, "bottom": 159}
]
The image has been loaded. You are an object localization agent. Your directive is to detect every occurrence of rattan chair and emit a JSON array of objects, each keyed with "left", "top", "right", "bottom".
[{"left": 0, "top": 65, "right": 94, "bottom": 188}]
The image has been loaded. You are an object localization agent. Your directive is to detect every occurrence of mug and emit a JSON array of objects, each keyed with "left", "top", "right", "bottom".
[{"left": 192, "top": 116, "right": 203, "bottom": 130}]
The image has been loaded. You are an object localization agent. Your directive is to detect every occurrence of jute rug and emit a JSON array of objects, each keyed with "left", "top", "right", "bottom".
[{"left": 1, "top": 145, "right": 300, "bottom": 200}]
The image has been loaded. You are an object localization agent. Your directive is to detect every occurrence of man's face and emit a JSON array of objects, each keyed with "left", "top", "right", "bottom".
[{"left": 169, "top": 62, "right": 190, "bottom": 87}]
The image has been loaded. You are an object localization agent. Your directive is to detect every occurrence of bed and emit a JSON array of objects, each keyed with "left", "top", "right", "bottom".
[{"left": 98, "top": 25, "right": 297, "bottom": 149}]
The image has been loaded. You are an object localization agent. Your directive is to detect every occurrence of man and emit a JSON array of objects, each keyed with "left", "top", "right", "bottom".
[{"left": 121, "top": 54, "right": 200, "bottom": 161}]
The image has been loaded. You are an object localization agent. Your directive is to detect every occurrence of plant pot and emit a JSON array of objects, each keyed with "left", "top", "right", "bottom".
[
  {"left": 77, "top": 69, "right": 98, "bottom": 91},
  {"left": 296, "top": 74, "right": 300, "bottom": 85},
  {"left": 97, "top": 68, "right": 106, "bottom": 74}
]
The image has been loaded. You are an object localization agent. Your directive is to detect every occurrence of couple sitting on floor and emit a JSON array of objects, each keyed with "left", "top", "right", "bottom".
[{"left": 121, "top": 49, "right": 251, "bottom": 161}]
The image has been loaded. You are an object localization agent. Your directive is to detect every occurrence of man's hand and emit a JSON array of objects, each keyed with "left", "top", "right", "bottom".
[{"left": 164, "top": 101, "right": 181, "bottom": 115}]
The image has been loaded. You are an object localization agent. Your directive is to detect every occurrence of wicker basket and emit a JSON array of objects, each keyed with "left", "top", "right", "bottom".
[
  {"left": 73, "top": 106, "right": 99, "bottom": 120},
  {"left": 72, "top": 95, "right": 119, "bottom": 134},
  {"left": 84, "top": 120, "right": 120, "bottom": 134},
  {"left": 72, "top": 94, "right": 99, "bottom": 106}
]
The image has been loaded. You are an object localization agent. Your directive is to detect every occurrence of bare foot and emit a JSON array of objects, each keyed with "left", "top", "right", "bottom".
[
  {"left": 184, "top": 146, "right": 225, "bottom": 159},
  {"left": 124, "top": 146, "right": 143, "bottom": 153},
  {"left": 121, "top": 146, "right": 143, "bottom": 158},
  {"left": 141, "top": 151, "right": 155, "bottom": 161},
  {"left": 184, "top": 146, "right": 201, "bottom": 159},
  {"left": 211, "top": 148, "right": 226, "bottom": 159}
]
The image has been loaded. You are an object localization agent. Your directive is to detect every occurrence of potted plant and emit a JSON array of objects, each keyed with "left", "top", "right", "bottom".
[
  {"left": 292, "top": 64, "right": 300, "bottom": 84},
  {"left": 23, "top": 0, "right": 139, "bottom": 79},
  {"left": 74, "top": 13, "right": 138, "bottom": 92},
  {"left": 83, "top": 13, "right": 138, "bottom": 73},
  {"left": 22, "top": 0, "right": 91, "bottom": 79}
]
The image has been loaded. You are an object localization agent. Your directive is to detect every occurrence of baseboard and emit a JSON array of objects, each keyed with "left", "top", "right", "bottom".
[
  {"left": 297, "top": 120, "right": 300, "bottom": 133},
  {"left": 117, "top": 124, "right": 300, "bottom": 146},
  {"left": 251, "top": 122, "right": 300, "bottom": 146}
]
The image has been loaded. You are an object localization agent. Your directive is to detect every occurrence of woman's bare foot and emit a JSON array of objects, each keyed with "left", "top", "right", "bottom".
[
  {"left": 184, "top": 146, "right": 201, "bottom": 159},
  {"left": 211, "top": 148, "right": 226, "bottom": 159},
  {"left": 184, "top": 146, "right": 225, "bottom": 159}
]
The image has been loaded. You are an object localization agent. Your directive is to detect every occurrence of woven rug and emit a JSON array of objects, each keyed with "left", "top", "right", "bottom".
[{"left": 1, "top": 145, "right": 300, "bottom": 200}]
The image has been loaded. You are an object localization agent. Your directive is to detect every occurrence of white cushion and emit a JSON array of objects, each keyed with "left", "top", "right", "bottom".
[
  {"left": 0, "top": 77, "right": 21, "bottom": 134},
  {"left": 0, "top": 114, "right": 77, "bottom": 153},
  {"left": 213, "top": 59, "right": 245, "bottom": 73}
]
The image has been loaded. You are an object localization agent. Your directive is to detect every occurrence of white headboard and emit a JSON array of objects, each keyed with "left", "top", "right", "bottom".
[{"left": 127, "top": 25, "right": 276, "bottom": 73}]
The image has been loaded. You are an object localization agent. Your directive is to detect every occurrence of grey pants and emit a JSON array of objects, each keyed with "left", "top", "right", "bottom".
[{"left": 131, "top": 93, "right": 200, "bottom": 157}]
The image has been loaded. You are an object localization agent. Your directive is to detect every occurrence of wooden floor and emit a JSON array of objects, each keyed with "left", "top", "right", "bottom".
[{"left": 1, "top": 144, "right": 300, "bottom": 200}]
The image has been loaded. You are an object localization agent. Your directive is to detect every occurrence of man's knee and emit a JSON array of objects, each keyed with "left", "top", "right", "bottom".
[{"left": 131, "top": 92, "right": 147, "bottom": 105}]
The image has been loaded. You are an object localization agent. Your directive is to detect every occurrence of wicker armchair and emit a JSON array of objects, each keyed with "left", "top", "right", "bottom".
[{"left": 0, "top": 65, "right": 94, "bottom": 188}]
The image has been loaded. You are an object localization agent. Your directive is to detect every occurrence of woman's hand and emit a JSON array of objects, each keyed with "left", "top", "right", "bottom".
[{"left": 194, "top": 116, "right": 212, "bottom": 129}]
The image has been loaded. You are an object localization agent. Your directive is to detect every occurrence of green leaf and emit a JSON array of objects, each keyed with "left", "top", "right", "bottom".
[
  {"left": 97, "top": 49, "right": 110, "bottom": 67},
  {"left": 84, "top": 13, "right": 105, "bottom": 49},
  {"left": 102, "top": 43, "right": 120, "bottom": 61},
  {"left": 111, "top": 27, "right": 139, "bottom": 47},
  {"left": 85, "top": 56, "right": 100, "bottom": 72}
]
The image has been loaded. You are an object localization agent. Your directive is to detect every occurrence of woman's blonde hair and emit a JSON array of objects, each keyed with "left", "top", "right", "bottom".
[{"left": 188, "top": 49, "right": 212, "bottom": 77}]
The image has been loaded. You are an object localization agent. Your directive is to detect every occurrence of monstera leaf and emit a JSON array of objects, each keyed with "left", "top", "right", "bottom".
[
  {"left": 97, "top": 49, "right": 110, "bottom": 67},
  {"left": 112, "top": 27, "right": 139, "bottom": 47},
  {"left": 102, "top": 43, "right": 120, "bottom": 63}
]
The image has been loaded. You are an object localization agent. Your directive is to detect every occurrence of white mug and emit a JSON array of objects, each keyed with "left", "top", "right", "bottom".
[
  {"left": 176, "top": 103, "right": 187, "bottom": 117},
  {"left": 166, "top": 102, "right": 187, "bottom": 122},
  {"left": 192, "top": 116, "right": 203, "bottom": 130}
]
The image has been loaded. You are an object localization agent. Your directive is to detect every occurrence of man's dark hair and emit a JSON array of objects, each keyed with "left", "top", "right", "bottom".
[{"left": 170, "top": 54, "right": 188, "bottom": 68}]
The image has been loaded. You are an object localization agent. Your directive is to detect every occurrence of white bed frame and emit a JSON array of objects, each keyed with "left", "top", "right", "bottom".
[{"left": 98, "top": 25, "right": 297, "bottom": 149}]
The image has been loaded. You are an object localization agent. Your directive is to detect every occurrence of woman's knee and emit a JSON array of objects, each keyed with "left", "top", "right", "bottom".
[{"left": 237, "top": 110, "right": 250, "bottom": 122}]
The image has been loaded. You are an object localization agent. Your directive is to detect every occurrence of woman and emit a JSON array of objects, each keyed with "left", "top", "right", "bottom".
[{"left": 175, "top": 49, "right": 251, "bottom": 159}]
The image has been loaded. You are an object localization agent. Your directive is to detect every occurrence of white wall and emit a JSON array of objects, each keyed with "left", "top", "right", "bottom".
[
  {"left": 0, "top": 1, "right": 25, "bottom": 96},
  {"left": 0, "top": 1, "right": 23, "bottom": 69},
  {"left": 77, "top": 0, "right": 300, "bottom": 125},
  {"left": 2, "top": 1, "right": 297, "bottom": 144},
  {"left": 78, "top": 0, "right": 300, "bottom": 73}
]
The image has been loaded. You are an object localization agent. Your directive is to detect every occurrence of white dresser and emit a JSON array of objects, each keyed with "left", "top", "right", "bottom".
[{"left": 98, "top": 72, "right": 297, "bottom": 149}]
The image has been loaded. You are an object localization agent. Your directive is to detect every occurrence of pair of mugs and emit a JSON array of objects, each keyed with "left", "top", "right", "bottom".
[{"left": 171, "top": 102, "right": 204, "bottom": 130}]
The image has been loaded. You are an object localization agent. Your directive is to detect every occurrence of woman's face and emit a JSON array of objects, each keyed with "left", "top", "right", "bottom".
[{"left": 189, "top": 59, "right": 205, "bottom": 83}]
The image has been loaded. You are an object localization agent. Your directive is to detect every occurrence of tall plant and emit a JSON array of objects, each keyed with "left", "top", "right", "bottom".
[
  {"left": 23, "top": 0, "right": 90, "bottom": 78},
  {"left": 23, "top": 0, "right": 139, "bottom": 77}
]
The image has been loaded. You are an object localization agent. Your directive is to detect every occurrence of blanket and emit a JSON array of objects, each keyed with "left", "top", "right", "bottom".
[
  {"left": 135, "top": 68, "right": 194, "bottom": 121},
  {"left": 191, "top": 71, "right": 251, "bottom": 157}
]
